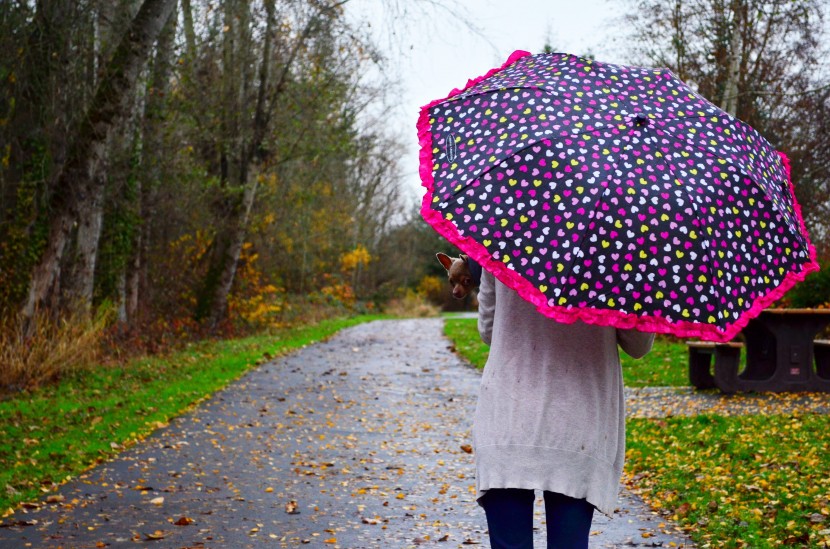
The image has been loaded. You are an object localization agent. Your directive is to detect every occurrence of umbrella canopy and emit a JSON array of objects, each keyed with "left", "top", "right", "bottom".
[{"left": 418, "top": 50, "right": 819, "bottom": 342}]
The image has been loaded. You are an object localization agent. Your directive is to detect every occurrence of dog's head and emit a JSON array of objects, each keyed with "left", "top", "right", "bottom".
[{"left": 436, "top": 253, "right": 474, "bottom": 300}]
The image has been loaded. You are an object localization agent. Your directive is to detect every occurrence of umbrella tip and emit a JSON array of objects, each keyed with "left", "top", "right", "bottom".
[{"left": 634, "top": 113, "right": 649, "bottom": 127}]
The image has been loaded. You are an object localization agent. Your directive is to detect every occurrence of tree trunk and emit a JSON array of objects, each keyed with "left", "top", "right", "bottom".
[
  {"left": 125, "top": 2, "right": 177, "bottom": 326},
  {"left": 203, "top": 176, "right": 260, "bottom": 330},
  {"left": 181, "top": 0, "right": 196, "bottom": 60},
  {"left": 196, "top": 1, "right": 269, "bottom": 330},
  {"left": 720, "top": 0, "right": 742, "bottom": 116},
  {"left": 21, "top": 0, "right": 177, "bottom": 330},
  {"left": 62, "top": 175, "right": 105, "bottom": 309}
]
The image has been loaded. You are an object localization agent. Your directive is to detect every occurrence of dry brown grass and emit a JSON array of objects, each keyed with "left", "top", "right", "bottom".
[
  {"left": 384, "top": 290, "right": 440, "bottom": 318},
  {"left": 0, "top": 308, "right": 113, "bottom": 390}
]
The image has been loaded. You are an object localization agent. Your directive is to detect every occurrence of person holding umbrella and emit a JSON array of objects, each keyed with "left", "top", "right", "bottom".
[
  {"left": 474, "top": 267, "right": 653, "bottom": 548},
  {"left": 418, "top": 50, "right": 817, "bottom": 548}
]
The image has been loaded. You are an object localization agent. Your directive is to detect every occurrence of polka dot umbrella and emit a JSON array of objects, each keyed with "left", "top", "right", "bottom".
[{"left": 418, "top": 50, "right": 819, "bottom": 342}]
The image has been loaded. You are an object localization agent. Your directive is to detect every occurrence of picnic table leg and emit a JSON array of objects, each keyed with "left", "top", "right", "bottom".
[
  {"left": 760, "top": 319, "right": 830, "bottom": 391},
  {"left": 712, "top": 345, "right": 743, "bottom": 394},
  {"left": 816, "top": 342, "right": 830, "bottom": 380},
  {"left": 741, "top": 321, "right": 776, "bottom": 381},
  {"left": 744, "top": 315, "right": 830, "bottom": 392},
  {"left": 688, "top": 346, "right": 715, "bottom": 389}
]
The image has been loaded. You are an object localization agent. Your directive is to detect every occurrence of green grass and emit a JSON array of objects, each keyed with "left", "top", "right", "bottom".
[
  {"left": 627, "top": 414, "right": 830, "bottom": 548},
  {"left": 0, "top": 314, "right": 384, "bottom": 514},
  {"left": 444, "top": 317, "right": 491, "bottom": 369},
  {"left": 443, "top": 318, "right": 688, "bottom": 386}
]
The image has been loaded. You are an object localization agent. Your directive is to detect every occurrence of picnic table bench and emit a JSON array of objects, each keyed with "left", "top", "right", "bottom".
[{"left": 687, "top": 309, "right": 830, "bottom": 393}]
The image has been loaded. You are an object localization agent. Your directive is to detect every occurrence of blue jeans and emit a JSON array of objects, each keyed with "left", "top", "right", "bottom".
[{"left": 481, "top": 488, "right": 594, "bottom": 549}]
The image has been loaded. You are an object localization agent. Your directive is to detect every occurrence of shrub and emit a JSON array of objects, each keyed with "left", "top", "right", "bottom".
[
  {"left": 417, "top": 275, "right": 446, "bottom": 305},
  {"left": 0, "top": 307, "right": 113, "bottom": 391},
  {"left": 384, "top": 289, "right": 440, "bottom": 318},
  {"left": 787, "top": 261, "right": 830, "bottom": 308}
]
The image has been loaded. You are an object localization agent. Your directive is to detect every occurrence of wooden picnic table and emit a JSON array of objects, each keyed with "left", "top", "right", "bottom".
[{"left": 688, "top": 309, "right": 830, "bottom": 393}]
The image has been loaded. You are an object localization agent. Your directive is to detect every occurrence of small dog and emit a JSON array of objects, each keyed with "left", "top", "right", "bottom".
[{"left": 436, "top": 253, "right": 481, "bottom": 299}]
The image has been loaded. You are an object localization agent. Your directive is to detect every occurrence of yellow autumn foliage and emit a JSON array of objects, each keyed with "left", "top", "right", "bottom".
[
  {"left": 340, "top": 245, "right": 372, "bottom": 273},
  {"left": 417, "top": 275, "right": 446, "bottom": 305}
]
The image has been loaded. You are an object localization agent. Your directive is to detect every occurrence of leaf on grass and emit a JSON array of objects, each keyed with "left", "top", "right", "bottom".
[{"left": 674, "top": 502, "right": 690, "bottom": 517}]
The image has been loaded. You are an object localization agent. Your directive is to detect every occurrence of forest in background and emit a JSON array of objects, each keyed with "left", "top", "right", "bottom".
[
  {"left": 1, "top": 0, "right": 829, "bottom": 387},
  {"left": 0, "top": 0, "right": 449, "bottom": 378}
]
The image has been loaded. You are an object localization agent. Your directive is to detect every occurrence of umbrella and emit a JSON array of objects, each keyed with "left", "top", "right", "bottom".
[{"left": 418, "top": 50, "right": 819, "bottom": 342}]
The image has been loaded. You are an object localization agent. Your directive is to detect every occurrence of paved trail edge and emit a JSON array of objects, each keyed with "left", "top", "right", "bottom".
[{"left": 0, "top": 319, "right": 692, "bottom": 548}]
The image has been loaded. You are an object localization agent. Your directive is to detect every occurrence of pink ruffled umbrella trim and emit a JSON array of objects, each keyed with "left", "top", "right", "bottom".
[{"left": 417, "top": 50, "right": 820, "bottom": 342}]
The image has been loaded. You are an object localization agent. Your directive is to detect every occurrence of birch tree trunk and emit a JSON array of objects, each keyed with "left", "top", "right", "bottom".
[
  {"left": 720, "top": 0, "right": 742, "bottom": 116},
  {"left": 21, "top": 0, "right": 177, "bottom": 331}
]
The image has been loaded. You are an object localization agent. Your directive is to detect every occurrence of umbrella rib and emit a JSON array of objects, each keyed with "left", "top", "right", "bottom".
[
  {"left": 557, "top": 160, "right": 618, "bottom": 307},
  {"left": 661, "top": 150, "right": 726, "bottom": 329}
]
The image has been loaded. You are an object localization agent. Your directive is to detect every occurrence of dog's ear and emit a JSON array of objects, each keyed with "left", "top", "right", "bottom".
[
  {"left": 436, "top": 252, "right": 454, "bottom": 271},
  {"left": 459, "top": 254, "right": 469, "bottom": 264}
]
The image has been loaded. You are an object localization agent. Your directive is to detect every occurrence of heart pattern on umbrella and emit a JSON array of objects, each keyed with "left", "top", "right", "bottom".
[{"left": 419, "top": 51, "right": 818, "bottom": 341}]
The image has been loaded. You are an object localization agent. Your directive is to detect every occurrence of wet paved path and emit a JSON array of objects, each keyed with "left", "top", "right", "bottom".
[{"left": 0, "top": 319, "right": 692, "bottom": 548}]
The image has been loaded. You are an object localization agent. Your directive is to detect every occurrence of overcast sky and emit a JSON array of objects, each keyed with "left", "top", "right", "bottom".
[{"left": 345, "top": 0, "right": 627, "bottom": 199}]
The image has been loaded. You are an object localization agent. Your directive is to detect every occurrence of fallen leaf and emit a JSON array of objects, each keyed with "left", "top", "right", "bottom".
[
  {"left": 674, "top": 502, "right": 690, "bottom": 517},
  {"left": 460, "top": 444, "right": 473, "bottom": 454},
  {"left": 145, "top": 530, "right": 167, "bottom": 540},
  {"left": 174, "top": 516, "right": 195, "bottom": 526},
  {"left": 45, "top": 495, "right": 64, "bottom": 504},
  {"left": 150, "top": 497, "right": 164, "bottom": 506},
  {"left": 285, "top": 500, "right": 299, "bottom": 514}
]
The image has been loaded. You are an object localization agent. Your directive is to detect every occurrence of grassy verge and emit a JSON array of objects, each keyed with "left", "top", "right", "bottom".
[
  {"left": 0, "top": 314, "right": 384, "bottom": 515},
  {"left": 627, "top": 415, "right": 830, "bottom": 548},
  {"left": 443, "top": 317, "right": 688, "bottom": 387},
  {"left": 444, "top": 317, "right": 490, "bottom": 369}
]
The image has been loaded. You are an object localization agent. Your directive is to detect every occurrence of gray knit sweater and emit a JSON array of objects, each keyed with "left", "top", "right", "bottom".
[{"left": 474, "top": 270, "right": 654, "bottom": 515}]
